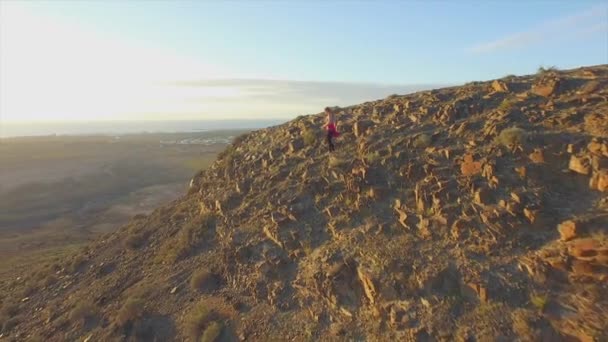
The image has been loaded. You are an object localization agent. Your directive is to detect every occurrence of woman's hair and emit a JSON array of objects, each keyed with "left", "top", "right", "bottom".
[{"left": 324, "top": 107, "right": 332, "bottom": 113}]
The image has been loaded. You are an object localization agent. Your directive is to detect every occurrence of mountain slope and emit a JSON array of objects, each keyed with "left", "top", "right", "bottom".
[{"left": 2, "top": 65, "right": 608, "bottom": 341}]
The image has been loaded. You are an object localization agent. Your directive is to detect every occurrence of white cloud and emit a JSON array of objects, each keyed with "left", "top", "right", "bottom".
[
  {"left": 164, "top": 79, "right": 444, "bottom": 119},
  {"left": 468, "top": 4, "right": 608, "bottom": 54}
]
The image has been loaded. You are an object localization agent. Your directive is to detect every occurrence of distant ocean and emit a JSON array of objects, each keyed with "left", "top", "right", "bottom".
[{"left": 0, "top": 119, "right": 286, "bottom": 138}]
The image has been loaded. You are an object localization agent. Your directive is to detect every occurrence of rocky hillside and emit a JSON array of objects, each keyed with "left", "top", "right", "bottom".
[{"left": 2, "top": 65, "right": 608, "bottom": 342}]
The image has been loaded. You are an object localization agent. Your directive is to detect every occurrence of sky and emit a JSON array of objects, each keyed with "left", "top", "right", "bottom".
[{"left": 0, "top": 1, "right": 607, "bottom": 123}]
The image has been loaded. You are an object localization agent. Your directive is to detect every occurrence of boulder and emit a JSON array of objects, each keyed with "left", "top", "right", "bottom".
[
  {"left": 461, "top": 154, "right": 482, "bottom": 176},
  {"left": 357, "top": 266, "right": 378, "bottom": 304},
  {"left": 568, "top": 155, "right": 591, "bottom": 175},
  {"left": 557, "top": 220, "right": 577, "bottom": 241},
  {"left": 491, "top": 80, "right": 509, "bottom": 93},
  {"left": 589, "top": 170, "right": 608, "bottom": 192},
  {"left": 474, "top": 187, "right": 493, "bottom": 205},
  {"left": 523, "top": 207, "right": 539, "bottom": 224},
  {"left": 289, "top": 139, "right": 304, "bottom": 153},
  {"left": 532, "top": 78, "right": 560, "bottom": 97},
  {"left": 354, "top": 120, "right": 373, "bottom": 137},
  {"left": 528, "top": 148, "right": 545, "bottom": 164},
  {"left": 460, "top": 282, "right": 488, "bottom": 303},
  {"left": 568, "top": 238, "right": 599, "bottom": 258}
]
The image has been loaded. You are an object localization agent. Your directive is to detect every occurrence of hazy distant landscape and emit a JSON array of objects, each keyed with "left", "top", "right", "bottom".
[{"left": 0, "top": 130, "right": 244, "bottom": 276}]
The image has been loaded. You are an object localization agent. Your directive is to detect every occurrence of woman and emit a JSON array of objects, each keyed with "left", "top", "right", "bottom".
[{"left": 325, "top": 107, "right": 340, "bottom": 152}]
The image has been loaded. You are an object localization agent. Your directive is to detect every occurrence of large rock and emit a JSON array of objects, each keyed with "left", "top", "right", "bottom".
[
  {"left": 532, "top": 78, "right": 560, "bottom": 97},
  {"left": 353, "top": 120, "right": 372, "bottom": 137},
  {"left": 589, "top": 170, "right": 608, "bottom": 192},
  {"left": 569, "top": 155, "right": 591, "bottom": 175},
  {"left": 491, "top": 80, "right": 509, "bottom": 93},
  {"left": 357, "top": 266, "right": 378, "bottom": 304},
  {"left": 528, "top": 148, "right": 545, "bottom": 164},
  {"left": 557, "top": 220, "right": 577, "bottom": 241},
  {"left": 461, "top": 154, "right": 482, "bottom": 176},
  {"left": 584, "top": 112, "right": 608, "bottom": 137},
  {"left": 474, "top": 187, "right": 493, "bottom": 205}
]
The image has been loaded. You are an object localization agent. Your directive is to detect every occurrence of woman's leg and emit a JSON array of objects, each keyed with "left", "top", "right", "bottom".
[{"left": 327, "top": 131, "right": 334, "bottom": 152}]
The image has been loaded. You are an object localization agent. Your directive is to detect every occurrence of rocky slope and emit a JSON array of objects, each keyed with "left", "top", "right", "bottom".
[{"left": 1, "top": 65, "right": 608, "bottom": 341}]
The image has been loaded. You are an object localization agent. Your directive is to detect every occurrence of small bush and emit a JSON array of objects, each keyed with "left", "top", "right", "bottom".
[
  {"left": 43, "top": 274, "right": 58, "bottom": 287},
  {"left": 69, "top": 300, "right": 96, "bottom": 324},
  {"left": 159, "top": 213, "right": 216, "bottom": 264},
  {"left": 537, "top": 66, "right": 558, "bottom": 74},
  {"left": 2, "top": 316, "right": 19, "bottom": 332},
  {"left": 530, "top": 294, "right": 547, "bottom": 311},
  {"left": 328, "top": 155, "right": 347, "bottom": 168},
  {"left": 496, "top": 127, "right": 526, "bottom": 147},
  {"left": 413, "top": 133, "right": 431, "bottom": 149},
  {"left": 190, "top": 270, "right": 218, "bottom": 292},
  {"left": 0, "top": 301, "right": 19, "bottom": 317},
  {"left": 116, "top": 297, "right": 145, "bottom": 327},
  {"left": 0, "top": 301, "right": 19, "bottom": 332},
  {"left": 498, "top": 98, "right": 514, "bottom": 112},
  {"left": 186, "top": 303, "right": 215, "bottom": 341},
  {"left": 302, "top": 128, "right": 316, "bottom": 146},
  {"left": 125, "top": 230, "right": 148, "bottom": 250},
  {"left": 201, "top": 321, "right": 223, "bottom": 342},
  {"left": 230, "top": 133, "right": 248, "bottom": 146},
  {"left": 21, "top": 283, "right": 37, "bottom": 298},
  {"left": 68, "top": 254, "right": 87, "bottom": 273},
  {"left": 366, "top": 151, "right": 380, "bottom": 163}
]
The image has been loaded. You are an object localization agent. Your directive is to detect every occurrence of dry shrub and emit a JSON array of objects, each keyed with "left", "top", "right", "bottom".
[
  {"left": 68, "top": 254, "right": 87, "bottom": 273},
  {"left": 496, "top": 127, "right": 526, "bottom": 147},
  {"left": 0, "top": 301, "right": 19, "bottom": 332},
  {"left": 302, "top": 128, "right": 316, "bottom": 146},
  {"left": 43, "top": 274, "right": 58, "bottom": 287},
  {"left": 1, "top": 316, "right": 19, "bottom": 333},
  {"left": 201, "top": 321, "right": 223, "bottom": 342},
  {"left": 190, "top": 270, "right": 218, "bottom": 293},
  {"left": 530, "top": 293, "right": 547, "bottom": 311},
  {"left": 185, "top": 302, "right": 216, "bottom": 341},
  {"left": 413, "top": 133, "right": 431, "bottom": 149},
  {"left": 125, "top": 230, "right": 148, "bottom": 250},
  {"left": 498, "top": 98, "right": 514, "bottom": 112},
  {"left": 366, "top": 151, "right": 380, "bottom": 163},
  {"left": 328, "top": 155, "right": 347, "bottom": 168},
  {"left": 537, "top": 65, "right": 558, "bottom": 74},
  {"left": 69, "top": 300, "right": 97, "bottom": 324},
  {"left": 159, "top": 213, "right": 216, "bottom": 264},
  {"left": 116, "top": 297, "right": 145, "bottom": 327}
]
